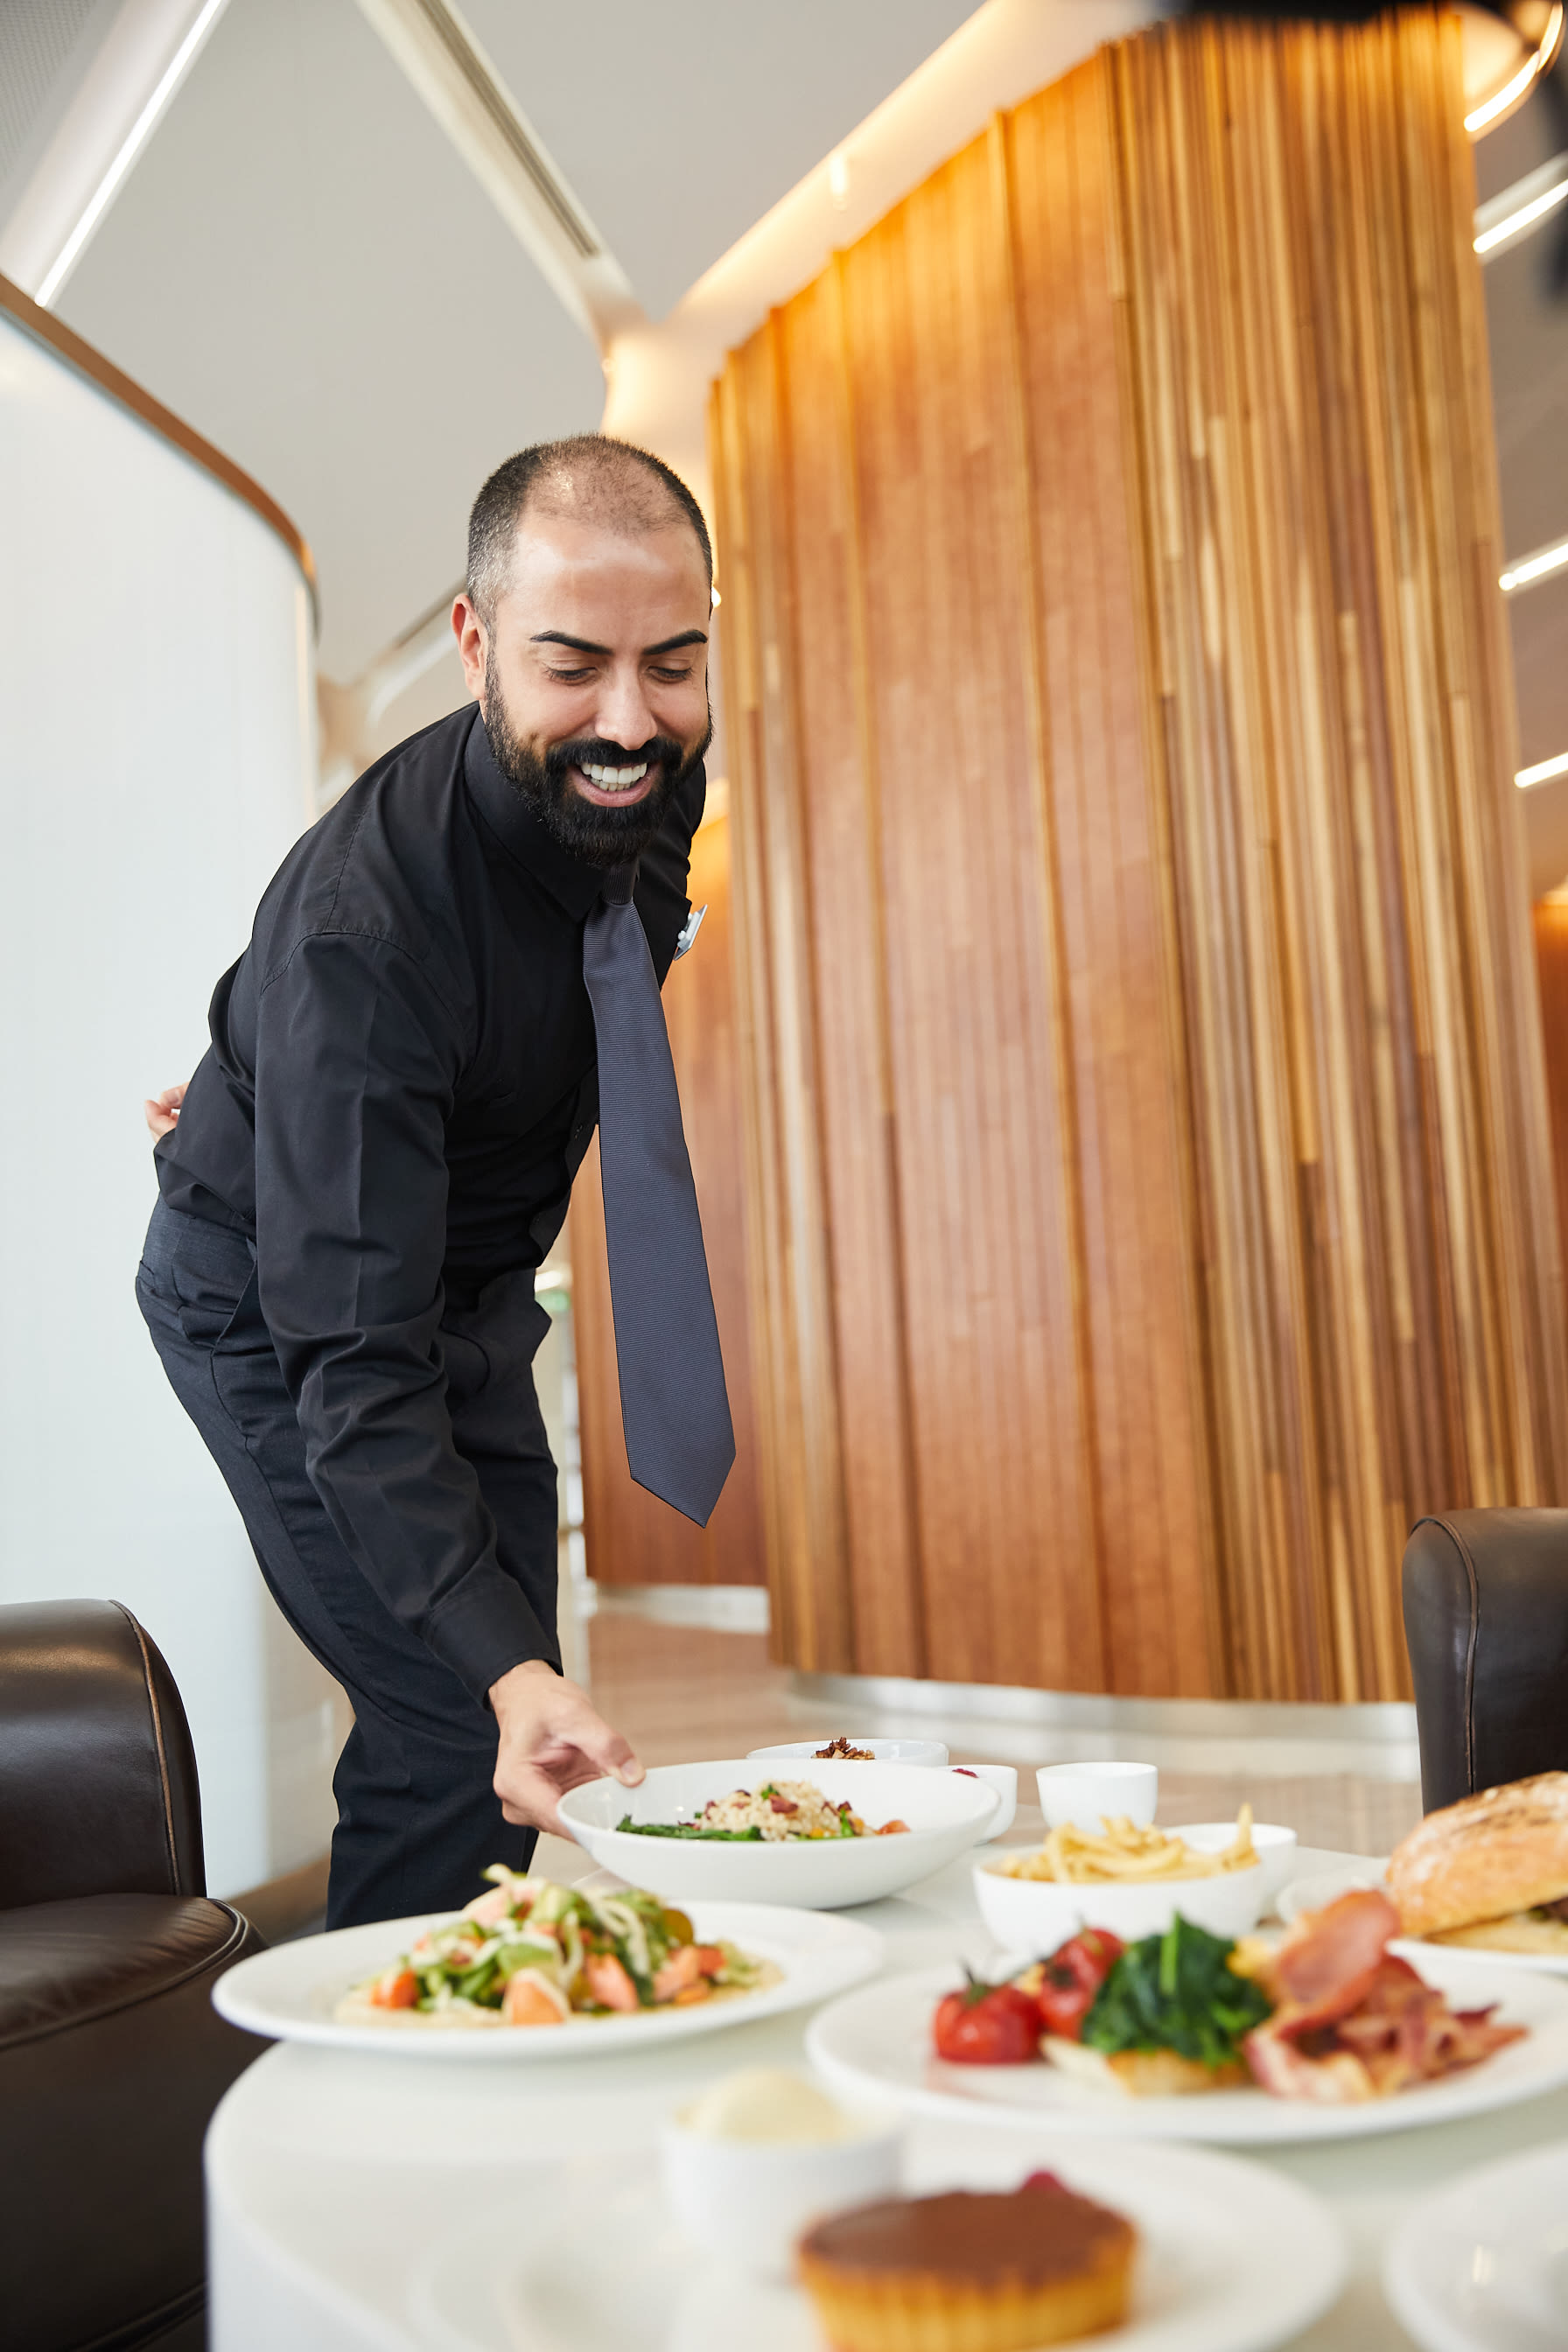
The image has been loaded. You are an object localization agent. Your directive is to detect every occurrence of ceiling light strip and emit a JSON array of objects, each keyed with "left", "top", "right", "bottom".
[
  {"left": 35, "top": 0, "right": 229, "bottom": 310},
  {"left": 1518, "top": 751, "right": 1568, "bottom": 788},
  {"left": 409, "top": 0, "right": 598, "bottom": 258},
  {"left": 1465, "top": 1, "right": 1564, "bottom": 136},
  {"left": 1475, "top": 168, "right": 1568, "bottom": 256},
  {"left": 1502, "top": 536, "right": 1568, "bottom": 594}
]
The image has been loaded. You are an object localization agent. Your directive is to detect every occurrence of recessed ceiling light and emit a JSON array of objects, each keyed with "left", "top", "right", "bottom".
[{"left": 1502, "top": 537, "right": 1568, "bottom": 593}]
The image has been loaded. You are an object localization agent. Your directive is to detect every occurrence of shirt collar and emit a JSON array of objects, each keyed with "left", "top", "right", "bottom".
[{"left": 462, "top": 706, "right": 606, "bottom": 920}]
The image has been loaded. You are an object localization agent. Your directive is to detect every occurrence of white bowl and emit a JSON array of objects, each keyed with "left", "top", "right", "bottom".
[
  {"left": 973, "top": 1850, "right": 1269, "bottom": 1955},
  {"left": 1036, "top": 1760, "right": 1158, "bottom": 1831},
  {"left": 1173, "top": 1822, "right": 1298, "bottom": 1908},
  {"left": 559, "top": 1759, "right": 1001, "bottom": 1908},
  {"left": 749, "top": 1737, "right": 949, "bottom": 1766},
  {"left": 660, "top": 2112, "right": 901, "bottom": 2278}
]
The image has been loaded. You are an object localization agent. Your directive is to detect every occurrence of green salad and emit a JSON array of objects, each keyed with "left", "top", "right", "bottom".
[{"left": 344, "top": 1867, "right": 771, "bottom": 2026}]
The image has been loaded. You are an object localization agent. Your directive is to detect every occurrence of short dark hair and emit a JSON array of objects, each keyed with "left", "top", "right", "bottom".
[{"left": 466, "top": 434, "right": 712, "bottom": 622}]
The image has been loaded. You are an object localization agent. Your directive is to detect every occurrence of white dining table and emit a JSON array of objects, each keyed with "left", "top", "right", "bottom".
[{"left": 206, "top": 1816, "right": 1568, "bottom": 2352}]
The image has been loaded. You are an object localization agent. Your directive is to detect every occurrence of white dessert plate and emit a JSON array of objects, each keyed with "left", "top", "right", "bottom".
[
  {"left": 212, "top": 1900, "right": 881, "bottom": 2060},
  {"left": 1382, "top": 2139, "right": 1568, "bottom": 2351},
  {"left": 803, "top": 1956, "right": 1568, "bottom": 2144},
  {"left": 408, "top": 2124, "right": 1348, "bottom": 2352},
  {"left": 558, "top": 1759, "right": 1000, "bottom": 1908},
  {"left": 1279, "top": 1866, "right": 1568, "bottom": 1978}
]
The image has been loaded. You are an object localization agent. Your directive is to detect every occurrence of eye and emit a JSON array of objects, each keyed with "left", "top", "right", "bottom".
[
  {"left": 649, "top": 664, "right": 692, "bottom": 683},
  {"left": 547, "top": 666, "right": 595, "bottom": 684}
]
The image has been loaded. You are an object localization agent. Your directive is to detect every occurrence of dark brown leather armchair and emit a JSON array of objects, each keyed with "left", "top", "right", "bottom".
[
  {"left": 1403, "top": 1510, "right": 1568, "bottom": 1815},
  {"left": 0, "top": 1599, "right": 267, "bottom": 2352}
]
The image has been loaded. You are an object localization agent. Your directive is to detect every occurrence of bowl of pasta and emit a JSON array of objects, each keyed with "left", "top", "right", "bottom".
[{"left": 973, "top": 1811, "right": 1269, "bottom": 1956}]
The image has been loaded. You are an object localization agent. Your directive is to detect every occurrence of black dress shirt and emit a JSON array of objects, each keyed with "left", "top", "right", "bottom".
[{"left": 157, "top": 704, "right": 702, "bottom": 1698}]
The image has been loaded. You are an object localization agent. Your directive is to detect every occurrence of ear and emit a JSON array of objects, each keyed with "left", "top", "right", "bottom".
[{"left": 452, "top": 594, "right": 488, "bottom": 706}]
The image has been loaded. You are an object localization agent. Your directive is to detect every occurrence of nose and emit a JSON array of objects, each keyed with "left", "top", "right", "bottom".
[{"left": 594, "top": 662, "right": 659, "bottom": 752}]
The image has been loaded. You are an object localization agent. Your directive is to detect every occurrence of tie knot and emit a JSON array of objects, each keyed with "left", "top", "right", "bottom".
[{"left": 601, "top": 863, "right": 637, "bottom": 907}]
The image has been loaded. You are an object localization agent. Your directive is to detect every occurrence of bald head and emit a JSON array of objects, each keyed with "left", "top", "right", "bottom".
[{"left": 466, "top": 435, "right": 711, "bottom": 626}]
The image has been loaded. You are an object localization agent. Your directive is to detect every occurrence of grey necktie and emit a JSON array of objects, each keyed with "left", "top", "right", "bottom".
[{"left": 581, "top": 863, "right": 735, "bottom": 1524}]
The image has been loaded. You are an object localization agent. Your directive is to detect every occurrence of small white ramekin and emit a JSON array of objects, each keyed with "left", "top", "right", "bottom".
[{"left": 660, "top": 2112, "right": 903, "bottom": 2278}]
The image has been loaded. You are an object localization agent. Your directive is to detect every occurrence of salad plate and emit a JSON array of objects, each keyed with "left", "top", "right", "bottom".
[
  {"left": 1280, "top": 1867, "right": 1568, "bottom": 1978},
  {"left": 213, "top": 1899, "right": 882, "bottom": 2060},
  {"left": 558, "top": 1758, "right": 1001, "bottom": 1908},
  {"left": 803, "top": 1956, "right": 1568, "bottom": 2143},
  {"left": 1382, "top": 2138, "right": 1568, "bottom": 2352},
  {"left": 408, "top": 2124, "right": 1348, "bottom": 2352}
]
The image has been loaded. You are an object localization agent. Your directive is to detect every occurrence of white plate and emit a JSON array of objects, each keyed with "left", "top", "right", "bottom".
[
  {"left": 803, "top": 1956, "right": 1568, "bottom": 2143},
  {"left": 408, "top": 2124, "right": 1348, "bottom": 2352},
  {"left": 1383, "top": 2139, "right": 1568, "bottom": 2351},
  {"left": 1280, "top": 1866, "right": 1568, "bottom": 1978},
  {"left": 558, "top": 1759, "right": 1000, "bottom": 1908},
  {"left": 212, "top": 1900, "right": 882, "bottom": 2059}
]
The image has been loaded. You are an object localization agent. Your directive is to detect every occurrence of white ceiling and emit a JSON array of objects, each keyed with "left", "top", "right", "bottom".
[{"left": 49, "top": 0, "right": 984, "bottom": 679}]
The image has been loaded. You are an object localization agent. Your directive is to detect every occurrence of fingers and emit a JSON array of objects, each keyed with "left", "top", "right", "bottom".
[{"left": 143, "top": 1083, "right": 187, "bottom": 1140}]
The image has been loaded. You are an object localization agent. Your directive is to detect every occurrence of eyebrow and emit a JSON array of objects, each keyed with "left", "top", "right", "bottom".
[{"left": 530, "top": 629, "right": 708, "bottom": 656}]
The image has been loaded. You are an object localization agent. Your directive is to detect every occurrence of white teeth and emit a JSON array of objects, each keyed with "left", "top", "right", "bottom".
[{"left": 581, "top": 760, "right": 648, "bottom": 789}]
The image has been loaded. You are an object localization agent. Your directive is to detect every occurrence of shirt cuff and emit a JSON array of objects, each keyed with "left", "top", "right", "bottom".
[{"left": 424, "top": 1563, "right": 559, "bottom": 1704}]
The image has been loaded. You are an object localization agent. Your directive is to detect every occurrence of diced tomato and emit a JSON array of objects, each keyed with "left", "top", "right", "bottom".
[
  {"left": 693, "top": 1945, "right": 726, "bottom": 1978},
  {"left": 501, "top": 1971, "right": 565, "bottom": 2026},
  {"left": 933, "top": 1978, "right": 1040, "bottom": 2065},
  {"left": 652, "top": 1943, "right": 704, "bottom": 2001},
  {"left": 584, "top": 1952, "right": 640, "bottom": 2012},
  {"left": 370, "top": 1967, "right": 418, "bottom": 2010},
  {"left": 876, "top": 1819, "right": 910, "bottom": 1836}
]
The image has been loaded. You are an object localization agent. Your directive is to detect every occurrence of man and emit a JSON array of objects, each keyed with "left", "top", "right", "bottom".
[{"left": 137, "top": 435, "right": 732, "bottom": 1928}]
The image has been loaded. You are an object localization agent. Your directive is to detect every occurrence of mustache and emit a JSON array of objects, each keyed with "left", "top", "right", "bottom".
[{"left": 545, "top": 735, "right": 684, "bottom": 781}]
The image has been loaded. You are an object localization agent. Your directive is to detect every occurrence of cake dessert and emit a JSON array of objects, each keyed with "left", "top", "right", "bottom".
[{"left": 796, "top": 2174, "right": 1136, "bottom": 2349}]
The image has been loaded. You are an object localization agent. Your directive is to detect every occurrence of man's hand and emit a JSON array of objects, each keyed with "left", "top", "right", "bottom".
[
  {"left": 144, "top": 1082, "right": 186, "bottom": 1138},
  {"left": 489, "top": 1658, "right": 644, "bottom": 1838}
]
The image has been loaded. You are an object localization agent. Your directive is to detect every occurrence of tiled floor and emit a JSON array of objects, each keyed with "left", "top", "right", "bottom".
[{"left": 583, "top": 1612, "right": 1424, "bottom": 1859}]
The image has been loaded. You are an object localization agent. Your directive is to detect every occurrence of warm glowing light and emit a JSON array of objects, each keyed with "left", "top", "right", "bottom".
[
  {"left": 1465, "top": 2, "right": 1563, "bottom": 136},
  {"left": 1518, "top": 751, "right": 1568, "bottom": 788},
  {"left": 1475, "top": 170, "right": 1568, "bottom": 252},
  {"left": 1502, "top": 536, "right": 1568, "bottom": 592},
  {"left": 35, "top": 0, "right": 228, "bottom": 309}
]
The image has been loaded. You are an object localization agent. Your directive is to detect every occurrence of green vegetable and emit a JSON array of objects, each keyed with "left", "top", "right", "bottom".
[
  {"left": 1082, "top": 1917, "right": 1270, "bottom": 2069},
  {"left": 615, "top": 1816, "right": 765, "bottom": 1841}
]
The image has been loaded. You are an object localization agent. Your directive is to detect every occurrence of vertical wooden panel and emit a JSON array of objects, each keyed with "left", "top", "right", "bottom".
[
  {"left": 708, "top": 8, "right": 1568, "bottom": 1699},
  {"left": 572, "top": 815, "right": 766, "bottom": 1586}
]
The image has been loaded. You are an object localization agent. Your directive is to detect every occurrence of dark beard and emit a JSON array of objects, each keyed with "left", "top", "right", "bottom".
[{"left": 482, "top": 654, "right": 710, "bottom": 868}]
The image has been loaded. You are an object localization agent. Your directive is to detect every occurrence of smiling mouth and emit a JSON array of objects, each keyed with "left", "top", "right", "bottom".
[{"left": 571, "top": 758, "right": 657, "bottom": 807}]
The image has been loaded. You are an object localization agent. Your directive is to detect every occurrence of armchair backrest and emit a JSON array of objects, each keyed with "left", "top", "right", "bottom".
[
  {"left": 1403, "top": 1509, "right": 1568, "bottom": 1815},
  {"left": 0, "top": 1599, "right": 205, "bottom": 1909}
]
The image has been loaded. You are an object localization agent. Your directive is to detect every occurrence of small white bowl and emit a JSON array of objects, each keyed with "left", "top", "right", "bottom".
[
  {"left": 973, "top": 1851, "right": 1268, "bottom": 1955},
  {"left": 660, "top": 2113, "right": 901, "bottom": 2278},
  {"left": 1036, "top": 1760, "right": 1158, "bottom": 1831},
  {"left": 749, "top": 1737, "right": 949, "bottom": 1766},
  {"left": 1173, "top": 1821, "right": 1298, "bottom": 1908},
  {"left": 559, "top": 1759, "right": 1001, "bottom": 1908}
]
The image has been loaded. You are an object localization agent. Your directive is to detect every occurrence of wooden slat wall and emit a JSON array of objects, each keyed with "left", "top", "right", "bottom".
[
  {"left": 710, "top": 8, "right": 1568, "bottom": 1698},
  {"left": 571, "top": 813, "right": 766, "bottom": 1585}
]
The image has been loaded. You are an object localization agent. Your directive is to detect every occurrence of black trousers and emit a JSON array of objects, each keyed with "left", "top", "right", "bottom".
[{"left": 136, "top": 1199, "right": 558, "bottom": 1928}]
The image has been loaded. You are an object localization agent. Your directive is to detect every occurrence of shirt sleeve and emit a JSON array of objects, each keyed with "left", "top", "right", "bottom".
[{"left": 252, "top": 930, "right": 552, "bottom": 1701}]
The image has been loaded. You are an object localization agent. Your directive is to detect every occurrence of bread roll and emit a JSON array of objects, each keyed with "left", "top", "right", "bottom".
[{"left": 1388, "top": 1773, "right": 1568, "bottom": 1938}]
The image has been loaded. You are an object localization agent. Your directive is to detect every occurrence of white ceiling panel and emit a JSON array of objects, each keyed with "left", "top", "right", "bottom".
[
  {"left": 55, "top": 0, "right": 606, "bottom": 676},
  {"left": 461, "top": 0, "right": 984, "bottom": 321}
]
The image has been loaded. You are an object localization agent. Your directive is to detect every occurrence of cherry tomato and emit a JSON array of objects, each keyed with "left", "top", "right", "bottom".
[
  {"left": 1031, "top": 1929, "right": 1125, "bottom": 2042},
  {"left": 933, "top": 1978, "right": 1041, "bottom": 2065}
]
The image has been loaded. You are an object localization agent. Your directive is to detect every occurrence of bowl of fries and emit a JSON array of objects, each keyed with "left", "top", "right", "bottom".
[{"left": 973, "top": 1809, "right": 1268, "bottom": 1954}]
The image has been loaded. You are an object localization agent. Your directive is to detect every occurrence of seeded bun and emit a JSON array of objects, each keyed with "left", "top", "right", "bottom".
[{"left": 1388, "top": 1774, "right": 1568, "bottom": 1939}]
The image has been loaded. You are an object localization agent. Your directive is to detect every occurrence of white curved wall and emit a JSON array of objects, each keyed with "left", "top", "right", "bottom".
[{"left": 0, "top": 309, "right": 341, "bottom": 1895}]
